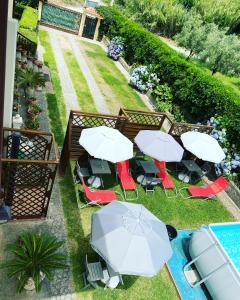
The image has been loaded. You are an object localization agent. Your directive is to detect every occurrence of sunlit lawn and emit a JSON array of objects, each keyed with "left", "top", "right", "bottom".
[
  {"left": 40, "top": 29, "right": 234, "bottom": 300},
  {"left": 80, "top": 41, "right": 148, "bottom": 114}
]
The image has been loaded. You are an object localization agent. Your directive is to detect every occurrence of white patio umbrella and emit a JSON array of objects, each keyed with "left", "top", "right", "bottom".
[
  {"left": 181, "top": 132, "right": 225, "bottom": 163},
  {"left": 79, "top": 126, "right": 133, "bottom": 163},
  {"left": 134, "top": 130, "right": 184, "bottom": 162},
  {"left": 91, "top": 201, "right": 173, "bottom": 277}
]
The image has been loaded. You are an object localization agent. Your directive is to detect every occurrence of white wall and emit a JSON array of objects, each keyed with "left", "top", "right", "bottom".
[
  {"left": 8, "top": 0, "right": 14, "bottom": 19},
  {"left": 3, "top": 17, "right": 18, "bottom": 127}
]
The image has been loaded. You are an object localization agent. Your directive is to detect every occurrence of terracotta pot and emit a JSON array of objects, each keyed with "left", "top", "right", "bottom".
[
  {"left": 21, "top": 50, "right": 27, "bottom": 56},
  {"left": 22, "top": 272, "right": 45, "bottom": 291},
  {"left": 28, "top": 98, "right": 37, "bottom": 105},
  {"left": 21, "top": 62, "right": 28, "bottom": 69}
]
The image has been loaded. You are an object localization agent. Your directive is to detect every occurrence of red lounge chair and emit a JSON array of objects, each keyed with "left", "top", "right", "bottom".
[
  {"left": 154, "top": 160, "right": 177, "bottom": 198},
  {"left": 80, "top": 176, "right": 118, "bottom": 208},
  {"left": 116, "top": 160, "right": 138, "bottom": 201},
  {"left": 179, "top": 176, "right": 229, "bottom": 199}
]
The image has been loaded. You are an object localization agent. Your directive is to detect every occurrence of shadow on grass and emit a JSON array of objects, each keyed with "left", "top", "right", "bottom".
[{"left": 46, "top": 93, "right": 65, "bottom": 146}]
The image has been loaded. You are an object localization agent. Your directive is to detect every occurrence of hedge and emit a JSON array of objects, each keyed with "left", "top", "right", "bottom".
[
  {"left": 97, "top": 6, "right": 240, "bottom": 150},
  {"left": 18, "top": 6, "right": 38, "bottom": 44},
  {"left": 19, "top": 6, "right": 38, "bottom": 30},
  {"left": 13, "top": 3, "right": 26, "bottom": 20}
]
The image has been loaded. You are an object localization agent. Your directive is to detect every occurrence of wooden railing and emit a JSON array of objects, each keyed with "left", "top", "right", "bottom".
[
  {"left": 2, "top": 128, "right": 59, "bottom": 220},
  {"left": 17, "top": 32, "right": 38, "bottom": 55},
  {"left": 59, "top": 108, "right": 213, "bottom": 175}
]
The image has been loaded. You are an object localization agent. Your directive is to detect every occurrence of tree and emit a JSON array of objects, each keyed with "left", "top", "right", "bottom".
[
  {"left": 174, "top": 12, "right": 207, "bottom": 59},
  {"left": 200, "top": 24, "right": 240, "bottom": 75}
]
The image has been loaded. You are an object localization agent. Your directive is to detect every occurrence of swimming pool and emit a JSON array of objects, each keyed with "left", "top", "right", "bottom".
[
  {"left": 187, "top": 222, "right": 240, "bottom": 300},
  {"left": 210, "top": 223, "right": 240, "bottom": 272}
]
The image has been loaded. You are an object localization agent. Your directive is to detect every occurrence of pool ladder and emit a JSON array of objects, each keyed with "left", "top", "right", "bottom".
[{"left": 183, "top": 242, "right": 229, "bottom": 288}]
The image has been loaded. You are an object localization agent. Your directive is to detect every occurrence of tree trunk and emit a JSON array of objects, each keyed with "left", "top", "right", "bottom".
[{"left": 186, "top": 49, "right": 194, "bottom": 60}]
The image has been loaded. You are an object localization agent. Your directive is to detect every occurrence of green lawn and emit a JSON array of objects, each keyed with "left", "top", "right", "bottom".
[
  {"left": 40, "top": 30, "right": 235, "bottom": 300},
  {"left": 39, "top": 30, "right": 67, "bottom": 144},
  {"left": 80, "top": 41, "right": 148, "bottom": 114},
  {"left": 62, "top": 45, "right": 97, "bottom": 112}
]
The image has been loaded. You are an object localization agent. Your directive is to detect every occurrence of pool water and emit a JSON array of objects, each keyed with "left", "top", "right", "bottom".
[{"left": 210, "top": 223, "right": 240, "bottom": 273}]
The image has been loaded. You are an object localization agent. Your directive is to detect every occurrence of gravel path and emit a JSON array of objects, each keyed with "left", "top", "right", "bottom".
[
  {"left": 69, "top": 35, "right": 110, "bottom": 114},
  {"left": 49, "top": 31, "right": 80, "bottom": 114}
]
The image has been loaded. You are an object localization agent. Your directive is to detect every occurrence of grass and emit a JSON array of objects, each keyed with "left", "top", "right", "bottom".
[
  {"left": 58, "top": 166, "right": 234, "bottom": 300},
  {"left": 40, "top": 33, "right": 235, "bottom": 299},
  {"left": 39, "top": 30, "right": 67, "bottom": 145},
  {"left": 62, "top": 45, "right": 97, "bottom": 112},
  {"left": 80, "top": 41, "right": 148, "bottom": 114}
]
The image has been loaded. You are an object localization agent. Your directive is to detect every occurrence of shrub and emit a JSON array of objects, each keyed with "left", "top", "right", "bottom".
[
  {"left": 18, "top": 6, "right": 38, "bottom": 43},
  {"left": 129, "top": 65, "right": 159, "bottom": 93},
  {"left": 15, "top": 0, "right": 39, "bottom": 9},
  {"left": 1, "top": 231, "right": 67, "bottom": 292},
  {"left": 14, "top": 3, "right": 26, "bottom": 20},
  {"left": 108, "top": 36, "right": 124, "bottom": 60},
  {"left": 19, "top": 6, "right": 38, "bottom": 30},
  {"left": 97, "top": 6, "right": 240, "bottom": 151},
  {"left": 153, "top": 84, "right": 173, "bottom": 112}
]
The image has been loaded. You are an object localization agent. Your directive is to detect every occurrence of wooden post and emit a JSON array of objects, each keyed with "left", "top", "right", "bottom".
[
  {"left": 78, "top": 11, "right": 86, "bottom": 37},
  {"left": 38, "top": 0, "right": 43, "bottom": 21},
  {"left": 0, "top": 0, "right": 9, "bottom": 198},
  {"left": 93, "top": 17, "right": 101, "bottom": 41}
]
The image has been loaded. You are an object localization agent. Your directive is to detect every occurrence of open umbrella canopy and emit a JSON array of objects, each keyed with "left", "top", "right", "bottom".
[
  {"left": 134, "top": 130, "right": 184, "bottom": 162},
  {"left": 91, "top": 201, "right": 173, "bottom": 276},
  {"left": 79, "top": 126, "right": 133, "bottom": 163},
  {"left": 181, "top": 132, "right": 225, "bottom": 163}
]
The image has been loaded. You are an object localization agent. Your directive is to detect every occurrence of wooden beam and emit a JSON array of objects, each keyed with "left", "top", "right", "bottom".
[{"left": 0, "top": 0, "right": 9, "bottom": 198}]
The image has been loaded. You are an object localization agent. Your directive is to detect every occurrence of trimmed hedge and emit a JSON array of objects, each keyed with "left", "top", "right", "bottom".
[
  {"left": 19, "top": 6, "right": 38, "bottom": 29},
  {"left": 14, "top": 3, "right": 26, "bottom": 20},
  {"left": 97, "top": 6, "right": 240, "bottom": 150},
  {"left": 18, "top": 6, "right": 38, "bottom": 44}
]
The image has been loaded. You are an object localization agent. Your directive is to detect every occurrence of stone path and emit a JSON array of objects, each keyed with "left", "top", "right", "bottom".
[
  {"left": 0, "top": 89, "right": 75, "bottom": 299},
  {"left": 69, "top": 35, "right": 110, "bottom": 114},
  {"left": 49, "top": 31, "right": 80, "bottom": 114}
]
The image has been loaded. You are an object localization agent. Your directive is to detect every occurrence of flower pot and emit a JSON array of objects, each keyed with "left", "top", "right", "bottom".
[
  {"left": 23, "top": 272, "right": 45, "bottom": 291},
  {"left": 27, "top": 110, "right": 39, "bottom": 120},
  {"left": 21, "top": 50, "right": 27, "bottom": 56},
  {"left": 27, "top": 88, "right": 35, "bottom": 97},
  {"left": 28, "top": 98, "right": 37, "bottom": 105},
  {"left": 21, "top": 62, "right": 28, "bottom": 69}
]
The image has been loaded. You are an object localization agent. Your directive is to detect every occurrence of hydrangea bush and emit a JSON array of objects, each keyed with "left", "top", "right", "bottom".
[
  {"left": 129, "top": 65, "right": 159, "bottom": 93},
  {"left": 207, "top": 116, "right": 240, "bottom": 179},
  {"left": 107, "top": 36, "right": 124, "bottom": 61}
]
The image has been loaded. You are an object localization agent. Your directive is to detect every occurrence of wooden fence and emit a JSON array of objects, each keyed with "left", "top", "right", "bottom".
[
  {"left": 59, "top": 108, "right": 212, "bottom": 174},
  {"left": 2, "top": 128, "right": 59, "bottom": 220}
]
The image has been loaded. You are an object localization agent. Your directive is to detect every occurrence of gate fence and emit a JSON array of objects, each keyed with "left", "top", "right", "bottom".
[
  {"left": 40, "top": 2, "right": 82, "bottom": 34},
  {"left": 2, "top": 128, "right": 59, "bottom": 220}
]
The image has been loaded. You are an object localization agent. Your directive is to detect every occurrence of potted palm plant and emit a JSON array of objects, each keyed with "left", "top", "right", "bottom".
[
  {"left": 27, "top": 104, "right": 42, "bottom": 119},
  {"left": 18, "top": 69, "right": 46, "bottom": 98},
  {"left": 0, "top": 231, "right": 68, "bottom": 293},
  {"left": 25, "top": 117, "right": 40, "bottom": 130}
]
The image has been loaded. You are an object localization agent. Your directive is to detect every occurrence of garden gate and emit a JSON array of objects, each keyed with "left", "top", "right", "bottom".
[
  {"left": 40, "top": 2, "right": 82, "bottom": 34},
  {"left": 2, "top": 128, "right": 59, "bottom": 220}
]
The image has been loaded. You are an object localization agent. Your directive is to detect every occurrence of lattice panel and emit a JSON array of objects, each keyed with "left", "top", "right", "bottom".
[
  {"left": 5, "top": 164, "right": 52, "bottom": 219},
  {"left": 126, "top": 112, "right": 164, "bottom": 126},
  {"left": 41, "top": 3, "right": 81, "bottom": 33},
  {"left": 72, "top": 114, "right": 120, "bottom": 129},
  {"left": 170, "top": 123, "right": 213, "bottom": 136},
  {"left": 7, "top": 134, "right": 49, "bottom": 160}
]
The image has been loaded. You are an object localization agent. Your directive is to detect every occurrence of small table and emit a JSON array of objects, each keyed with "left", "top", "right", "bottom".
[
  {"left": 137, "top": 160, "right": 160, "bottom": 187},
  {"left": 180, "top": 160, "right": 203, "bottom": 183},
  {"left": 89, "top": 158, "right": 111, "bottom": 187}
]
